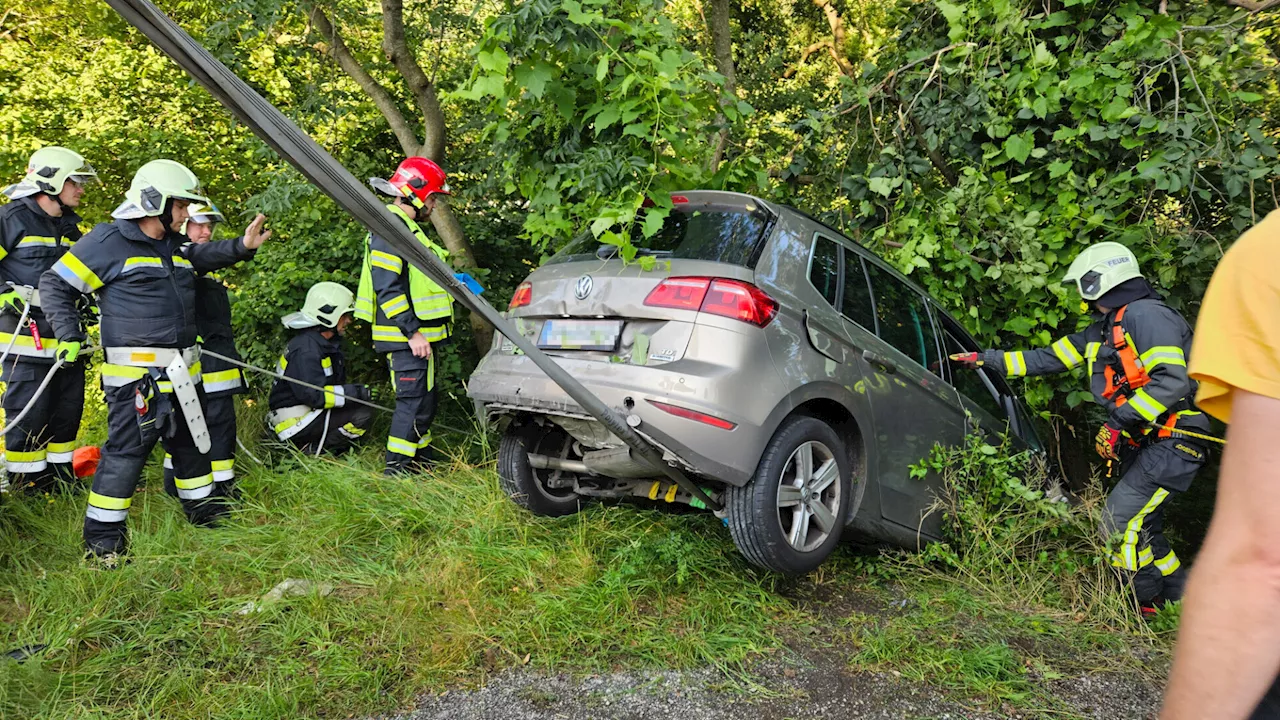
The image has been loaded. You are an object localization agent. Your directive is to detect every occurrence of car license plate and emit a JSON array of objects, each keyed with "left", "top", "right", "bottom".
[{"left": 538, "top": 319, "right": 622, "bottom": 351}]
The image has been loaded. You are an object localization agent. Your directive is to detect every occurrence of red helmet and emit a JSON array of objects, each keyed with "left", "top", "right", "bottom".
[{"left": 370, "top": 156, "right": 451, "bottom": 208}]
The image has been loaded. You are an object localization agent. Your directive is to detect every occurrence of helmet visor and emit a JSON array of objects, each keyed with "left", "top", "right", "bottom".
[
  {"left": 1078, "top": 270, "right": 1104, "bottom": 300},
  {"left": 69, "top": 163, "right": 99, "bottom": 185}
]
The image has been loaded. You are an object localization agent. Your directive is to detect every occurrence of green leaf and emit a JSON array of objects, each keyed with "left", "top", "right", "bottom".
[
  {"left": 622, "top": 122, "right": 651, "bottom": 138},
  {"left": 594, "top": 104, "right": 621, "bottom": 133},
  {"left": 1048, "top": 160, "right": 1072, "bottom": 178},
  {"left": 596, "top": 56, "right": 609, "bottom": 82},
  {"left": 1235, "top": 91, "right": 1264, "bottom": 103},
  {"left": 1003, "top": 133, "right": 1034, "bottom": 164},
  {"left": 477, "top": 48, "right": 510, "bottom": 74},
  {"left": 641, "top": 208, "right": 668, "bottom": 238},
  {"left": 514, "top": 62, "right": 555, "bottom": 100},
  {"left": 867, "top": 176, "right": 903, "bottom": 197},
  {"left": 563, "top": 0, "right": 596, "bottom": 24}
]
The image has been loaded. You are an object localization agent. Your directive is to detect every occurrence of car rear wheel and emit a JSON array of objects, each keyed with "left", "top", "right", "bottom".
[
  {"left": 498, "top": 421, "right": 586, "bottom": 517},
  {"left": 726, "top": 416, "right": 851, "bottom": 574}
]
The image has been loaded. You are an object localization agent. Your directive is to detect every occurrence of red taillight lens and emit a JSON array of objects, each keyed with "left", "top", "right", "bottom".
[
  {"left": 644, "top": 277, "right": 710, "bottom": 311},
  {"left": 644, "top": 277, "right": 778, "bottom": 327},
  {"left": 649, "top": 400, "right": 737, "bottom": 430},
  {"left": 701, "top": 279, "right": 778, "bottom": 327},
  {"left": 509, "top": 281, "right": 532, "bottom": 310}
]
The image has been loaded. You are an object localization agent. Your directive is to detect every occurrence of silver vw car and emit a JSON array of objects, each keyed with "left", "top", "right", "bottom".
[{"left": 468, "top": 191, "right": 1044, "bottom": 574}]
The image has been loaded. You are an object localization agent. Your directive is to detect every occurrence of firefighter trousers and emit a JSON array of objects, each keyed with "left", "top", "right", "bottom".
[
  {"left": 1102, "top": 438, "right": 1206, "bottom": 604},
  {"left": 2, "top": 357, "right": 84, "bottom": 494},
  {"left": 163, "top": 393, "right": 237, "bottom": 499},
  {"left": 385, "top": 349, "right": 437, "bottom": 472},
  {"left": 284, "top": 404, "right": 374, "bottom": 455},
  {"left": 84, "top": 377, "right": 225, "bottom": 557}
]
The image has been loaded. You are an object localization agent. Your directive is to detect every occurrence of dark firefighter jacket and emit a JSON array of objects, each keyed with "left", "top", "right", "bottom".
[
  {"left": 39, "top": 219, "right": 254, "bottom": 348},
  {"left": 0, "top": 197, "right": 83, "bottom": 358},
  {"left": 269, "top": 327, "right": 361, "bottom": 411},
  {"left": 190, "top": 257, "right": 245, "bottom": 397},
  {"left": 989, "top": 297, "right": 1210, "bottom": 437}
]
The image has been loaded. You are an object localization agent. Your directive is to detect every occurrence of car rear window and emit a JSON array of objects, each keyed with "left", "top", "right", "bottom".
[{"left": 546, "top": 201, "right": 775, "bottom": 268}]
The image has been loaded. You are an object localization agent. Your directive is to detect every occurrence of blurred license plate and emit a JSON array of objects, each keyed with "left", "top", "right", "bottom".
[{"left": 538, "top": 319, "right": 622, "bottom": 351}]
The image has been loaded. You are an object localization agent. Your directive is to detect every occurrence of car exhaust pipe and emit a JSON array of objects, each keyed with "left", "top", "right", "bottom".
[{"left": 527, "top": 454, "right": 590, "bottom": 474}]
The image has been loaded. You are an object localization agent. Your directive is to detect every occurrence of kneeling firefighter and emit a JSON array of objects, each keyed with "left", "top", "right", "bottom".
[
  {"left": 39, "top": 159, "right": 270, "bottom": 561},
  {"left": 267, "top": 282, "right": 374, "bottom": 455},
  {"left": 0, "top": 147, "right": 98, "bottom": 494},
  {"left": 356, "top": 157, "right": 454, "bottom": 475},
  {"left": 951, "top": 242, "right": 1210, "bottom": 616},
  {"left": 163, "top": 203, "right": 248, "bottom": 500}
]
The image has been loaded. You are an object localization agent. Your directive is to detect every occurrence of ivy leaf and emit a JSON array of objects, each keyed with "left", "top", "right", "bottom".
[
  {"left": 641, "top": 207, "right": 668, "bottom": 238},
  {"left": 1003, "top": 133, "right": 1034, "bottom": 164}
]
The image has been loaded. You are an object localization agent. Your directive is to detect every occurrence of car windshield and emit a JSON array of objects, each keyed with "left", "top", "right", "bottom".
[{"left": 545, "top": 200, "right": 775, "bottom": 268}]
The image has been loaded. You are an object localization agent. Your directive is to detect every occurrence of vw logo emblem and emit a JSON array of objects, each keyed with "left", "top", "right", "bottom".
[{"left": 574, "top": 275, "right": 593, "bottom": 300}]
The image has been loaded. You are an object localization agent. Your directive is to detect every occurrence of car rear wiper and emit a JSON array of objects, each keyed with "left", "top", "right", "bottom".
[{"left": 595, "top": 245, "right": 674, "bottom": 261}]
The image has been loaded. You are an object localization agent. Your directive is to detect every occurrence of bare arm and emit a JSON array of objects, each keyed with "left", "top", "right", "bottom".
[{"left": 1162, "top": 390, "right": 1280, "bottom": 719}]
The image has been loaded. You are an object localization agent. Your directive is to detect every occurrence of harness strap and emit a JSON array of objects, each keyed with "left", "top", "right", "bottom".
[{"left": 1101, "top": 305, "right": 1151, "bottom": 402}]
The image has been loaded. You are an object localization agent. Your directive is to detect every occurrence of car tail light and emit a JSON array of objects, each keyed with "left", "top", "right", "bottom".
[
  {"left": 644, "top": 277, "right": 779, "bottom": 328},
  {"left": 701, "top": 279, "right": 778, "bottom": 327},
  {"left": 509, "top": 281, "right": 532, "bottom": 310},
  {"left": 648, "top": 400, "right": 737, "bottom": 430},
  {"left": 644, "top": 277, "right": 710, "bottom": 311}
]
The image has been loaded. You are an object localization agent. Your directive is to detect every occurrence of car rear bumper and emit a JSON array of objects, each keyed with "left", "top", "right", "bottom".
[{"left": 468, "top": 351, "right": 768, "bottom": 486}]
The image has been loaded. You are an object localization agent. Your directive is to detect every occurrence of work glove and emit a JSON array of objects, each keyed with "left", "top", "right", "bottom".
[
  {"left": 0, "top": 290, "right": 24, "bottom": 315},
  {"left": 56, "top": 340, "right": 82, "bottom": 364},
  {"left": 1094, "top": 422, "right": 1123, "bottom": 461},
  {"left": 949, "top": 350, "right": 999, "bottom": 369},
  {"left": 346, "top": 384, "right": 372, "bottom": 403}
]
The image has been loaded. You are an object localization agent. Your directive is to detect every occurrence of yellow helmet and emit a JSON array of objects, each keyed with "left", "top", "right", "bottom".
[
  {"left": 112, "top": 160, "right": 210, "bottom": 220},
  {"left": 1061, "top": 242, "right": 1143, "bottom": 301},
  {"left": 282, "top": 282, "right": 356, "bottom": 329}
]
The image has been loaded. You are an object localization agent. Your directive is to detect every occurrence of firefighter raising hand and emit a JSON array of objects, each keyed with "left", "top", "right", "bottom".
[{"left": 241, "top": 213, "right": 271, "bottom": 250}]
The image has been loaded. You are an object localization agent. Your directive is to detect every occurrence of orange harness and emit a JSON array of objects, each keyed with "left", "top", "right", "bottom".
[{"left": 1099, "top": 305, "right": 1181, "bottom": 439}]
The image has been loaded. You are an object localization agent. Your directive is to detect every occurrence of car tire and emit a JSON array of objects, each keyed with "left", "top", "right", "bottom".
[
  {"left": 726, "top": 416, "right": 851, "bottom": 574},
  {"left": 498, "top": 421, "right": 586, "bottom": 517}
]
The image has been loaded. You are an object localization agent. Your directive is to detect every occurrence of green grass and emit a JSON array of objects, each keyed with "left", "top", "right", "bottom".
[
  {"left": 0, "top": 413, "right": 1171, "bottom": 719},
  {"left": 0, "top": 436, "right": 790, "bottom": 718}
]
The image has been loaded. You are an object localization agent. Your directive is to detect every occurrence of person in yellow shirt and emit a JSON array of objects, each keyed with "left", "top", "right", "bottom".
[{"left": 1161, "top": 209, "right": 1280, "bottom": 720}]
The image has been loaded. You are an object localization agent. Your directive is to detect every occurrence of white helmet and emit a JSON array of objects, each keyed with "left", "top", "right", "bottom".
[
  {"left": 112, "top": 160, "right": 210, "bottom": 220},
  {"left": 3, "top": 146, "right": 98, "bottom": 199},
  {"left": 1061, "top": 242, "right": 1143, "bottom": 301},
  {"left": 282, "top": 282, "right": 356, "bottom": 329}
]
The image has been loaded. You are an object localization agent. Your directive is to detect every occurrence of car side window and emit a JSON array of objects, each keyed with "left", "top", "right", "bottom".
[
  {"left": 840, "top": 252, "right": 877, "bottom": 333},
  {"left": 808, "top": 235, "right": 842, "bottom": 308},
  {"left": 864, "top": 262, "right": 941, "bottom": 372},
  {"left": 943, "top": 330, "right": 1005, "bottom": 421}
]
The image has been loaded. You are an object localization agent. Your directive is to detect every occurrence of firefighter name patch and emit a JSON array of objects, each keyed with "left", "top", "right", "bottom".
[{"left": 1174, "top": 443, "right": 1203, "bottom": 461}]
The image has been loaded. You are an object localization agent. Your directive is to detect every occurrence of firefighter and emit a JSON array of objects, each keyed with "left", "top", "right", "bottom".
[
  {"left": 162, "top": 203, "right": 247, "bottom": 500},
  {"left": 952, "top": 242, "right": 1210, "bottom": 616},
  {"left": 0, "top": 147, "right": 98, "bottom": 494},
  {"left": 39, "top": 159, "right": 270, "bottom": 563},
  {"left": 356, "top": 157, "right": 454, "bottom": 476},
  {"left": 267, "top": 282, "right": 374, "bottom": 455}
]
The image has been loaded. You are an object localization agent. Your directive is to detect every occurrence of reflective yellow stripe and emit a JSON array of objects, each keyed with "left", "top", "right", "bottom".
[
  {"left": 101, "top": 363, "right": 148, "bottom": 382},
  {"left": 1051, "top": 337, "right": 1084, "bottom": 369},
  {"left": 204, "top": 369, "right": 240, "bottom": 384},
  {"left": 1005, "top": 351, "right": 1027, "bottom": 377},
  {"left": 47, "top": 441, "right": 76, "bottom": 454},
  {"left": 174, "top": 473, "right": 214, "bottom": 490},
  {"left": 324, "top": 386, "right": 340, "bottom": 409},
  {"left": 1128, "top": 389, "right": 1167, "bottom": 422},
  {"left": 420, "top": 325, "right": 448, "bottom": 343},
  {"left": 381, "top": 294, "right": 411, "bottom": 318},
  {"left": 211, "top": 459, "right": 234, "bottom": 472},
  {"left": 320, "top": 357, "right": 332, "bottom": 369},
  {"left": 172, "top": 256, "right": 193, "bottom": 270},
  {"left": 1155, "top": 551, "right": 1182, "bottom": 576},
  {"left": 370, "top": 250, "right": 403, "bottom": 273},
  {"left": 123, "top": 256, "right": 164, "bottom": 271},
  {"left": 17, "top": 235, "right": 58, "bottom": 248},
  {"left": 0, "top": 246, "right": 8, "bottom": 261},
  {"left": 340, "top": 422, "right": 366, "bottom": 437},
  {"left": 387, "top": 436, "right": 417, "bottom": 457},
  {"left": 373, "top": 324, "right": 409, "bottom": 344},
  {"left": 1139, "top": 345, "right": 1186, "bottom": 371},
  {"left": 6, "top": 449, "right": 46, "bottom": 462},
  {"left": 54, "top": 252, "right": 103, "bottom": 292},
  {"left": 1111, "top": 488, "right": 1169, "bottom": 571},
  {"left": 0, "top": 331, "right": 59, "bottom": 354},
  {"left": 1138, "top": 547, "right": 1154, "bottom": 568},
  {"left": 89, "top": 491, "right": 131, "bottom": 510}
]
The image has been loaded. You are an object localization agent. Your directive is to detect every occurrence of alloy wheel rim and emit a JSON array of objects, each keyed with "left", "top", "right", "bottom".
[{"left": 775, "top": 440, "right": 841, "bottom": 553}]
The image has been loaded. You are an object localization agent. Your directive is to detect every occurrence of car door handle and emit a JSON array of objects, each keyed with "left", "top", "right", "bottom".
[{"left": 863, "top": 349, "right": 897, "bottom": 374}]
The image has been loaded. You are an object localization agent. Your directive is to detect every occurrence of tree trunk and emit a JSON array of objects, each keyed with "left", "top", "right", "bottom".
[{"left": 706, "top": 0, "right": 737, "bottom": 174}]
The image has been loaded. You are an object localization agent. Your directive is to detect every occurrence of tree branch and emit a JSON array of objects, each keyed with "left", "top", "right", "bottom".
[
  {"left": 706, "top": 0, "right": 737, "bottom": 174},
  {"left": 381, "top": 0, "right": 446, "bottom": 160},
  {"left": 309, "top": 7, "right": 421, "bottom": 157},
  {"left": 812, "top": 0, "right": 852, "bottom": 75},
  {"left": 784, "top": 41, "right": 833, "bottom": 78},
  {"left": 1226, "top": 0, "right": 1279, "bottom": 11}
]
